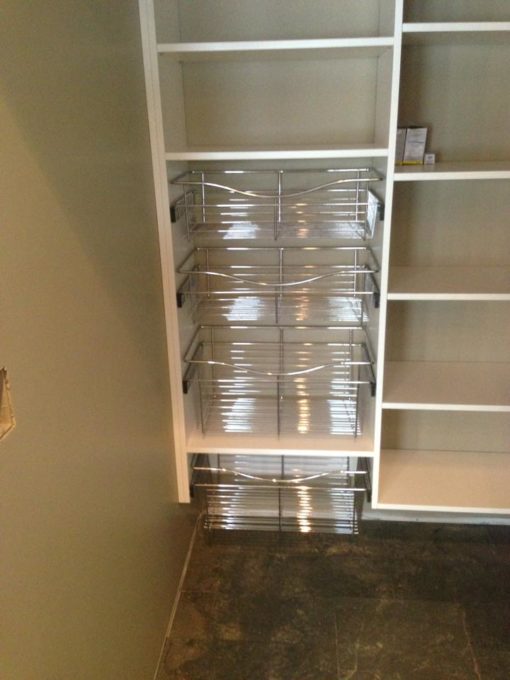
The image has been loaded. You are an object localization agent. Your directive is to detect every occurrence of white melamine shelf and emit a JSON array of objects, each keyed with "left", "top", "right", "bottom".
[
  {"left": 165, "top": 145, "right": 389, "bottom": 161},
  {"left": 388, "top": 267, "right": 510, "bottom": 301},
  {"left": 158, "top": 38, "right": 394, "bottom": 61},
  {"left": 378, "top": 449, "right": 510, "bottom": 514},
  {"left": 403, "top": 22, "right": 510, "bottom": 32},
  {"left": 394, "top": 162, "right": 510, "bottom": 182},
  {"left": 383, "top": 361, "right": 510, "bottom": 412},
  {"left": 187, "top": 430, "right": 375, "bottom": 458},
  {"left": 402, "top": 22, "right": 510, "bottom": 45}
]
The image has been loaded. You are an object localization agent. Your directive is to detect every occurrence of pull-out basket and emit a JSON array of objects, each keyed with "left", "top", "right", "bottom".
[
  {"left": 183, "top": 326, "right": 376, "bottom": 438},
  {"left": 171, "top": 168, "right": 382, "bottom": 241},
  {"left": 177, "top": 246, "right": 379, "bottom": 326},
  {"left": 193, "top": 454, "right": 370, "bottom": 535}
]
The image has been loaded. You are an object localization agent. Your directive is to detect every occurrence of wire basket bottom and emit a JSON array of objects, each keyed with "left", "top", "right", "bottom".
[
  {"left": 202, "top": 492, "right": 362, "bottom": 534},
  {"left": 191, "top": 296, "right": 369, "bottom": 326},
  {"left": 190, "top": 219, "right": 371, "bottom": 241},
  {"left": 201, "top": 395, "right": 363, "bottom": 437}
]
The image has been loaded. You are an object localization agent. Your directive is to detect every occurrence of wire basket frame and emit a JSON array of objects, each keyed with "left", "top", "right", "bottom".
[
  {"left": 183, "top": 326, "right": 376, "bottom": 438},
  {"left": 171, "top": 168, "right": 382, "bottom": 241},
  {"left": 192, "top": 454, "right": 370, "bottom": 535},
  {"left": 177, "top": 246, "right": 380, "bottom": 326}
]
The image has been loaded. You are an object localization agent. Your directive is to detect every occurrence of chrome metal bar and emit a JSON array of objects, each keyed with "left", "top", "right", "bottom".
[
  {"left": 205, "top": 248, "right": 210, "bottom": 298},
  {"left": 172, "top": 176, "right": 379, "bottom": 200},
  {"left": 200, "top": 171, "right": 206, "bottom": 223},
  {"left": 183, "top": 191, "right": 191, "bottom": 240},
  {"left": 277, "top": 327, "right": 284, "bottom": 436},
  {"left": 355, "top": 168, "right": 361, "bottom": 229}
]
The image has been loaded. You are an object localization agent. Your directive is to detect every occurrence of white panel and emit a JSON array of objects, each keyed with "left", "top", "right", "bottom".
[
  {"left": 383, "top": 361, "right": 510, "bottom": 411},
  {"left": 390, "top": 180, "right": 510, "bottom": 267},
  {"left": 165, "top": 146, "right": 389, "bottom": 161},
  {"left": 176, "top": 0, "right": 389, "bottom": 42},
  {"left": 374, "top": 49, "right": 393, "bottom": 147},
  {"left": 181, "top": 59, "right": 379, "bottom": 149},
  {"left": 402, "top": 24, "right": 510, "bottom": 47},
  {"left": 371, "top": 0, "right": 404, "bottom": 510},
  {"left": 382, "top": 410, "right": 510, "bottom": 453},
  {"left": 403, "top": 22, "right": 510, "bottom": 34},
  {"left": 404, "top": 0, "right": 510, "bottom": 23},
  {"left": 379, "top": 450, "right": 510, "bottom": 513},
  {"left": 399, "top": 43, "right": 510, "bottom": 161},
  {"left": 187, "top": 430, "right": 375, "bottom": 457},
  {"left": 158, "top": 39, "right": 394, "bottom": 61},
  {"left": 139, "top": 0, "right": 190, "bottom": 500},
  {"left": 394, "top": 161, "right": 510, "bottom": 180},
  {"left": 158, "top": 60, "right": 188, "bottom": 153},
  {"left": 153, "top": 0, "right": 180, "bottom": 42},
  {"left": 385, "top": 301, "right": 510, "bottom": 363}
]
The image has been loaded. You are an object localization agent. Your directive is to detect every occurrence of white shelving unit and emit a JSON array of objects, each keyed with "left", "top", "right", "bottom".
[
  {"left": 375, "top": 0, "right": 510, "bottom": 515},
  {"left": 139, "top": 0, "right": 510, "bottom": 519}
]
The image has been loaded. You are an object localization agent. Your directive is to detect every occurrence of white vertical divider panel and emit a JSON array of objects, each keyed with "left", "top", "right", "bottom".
[
  {"left": 374, "top": 50, "right": 393, "bottom": 148},
  {"left": 139, "top": 0, "right": 190, "bottom": 502},
  {"left": 372, "top": 0, "right": 404, "bottom": 508}
]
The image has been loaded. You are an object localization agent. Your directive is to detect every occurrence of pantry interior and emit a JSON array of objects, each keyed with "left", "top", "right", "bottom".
[
  {"left": 140, "top": 0, "right": 510, "bottom": 529},
  {"left": 1, "top": 1, "right": 509, "bottom": 678}
]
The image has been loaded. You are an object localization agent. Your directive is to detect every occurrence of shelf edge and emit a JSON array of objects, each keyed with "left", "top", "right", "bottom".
[
  {"left": 402, "top": 21, "right": 510, "bottom": 34},
  {"left": 166, "top": 148, "right": 389, "bottom": 161}
]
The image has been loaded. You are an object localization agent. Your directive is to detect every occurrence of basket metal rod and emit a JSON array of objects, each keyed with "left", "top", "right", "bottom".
[{"left": 200, "top": 171, "right": 206, "bottom": 223}]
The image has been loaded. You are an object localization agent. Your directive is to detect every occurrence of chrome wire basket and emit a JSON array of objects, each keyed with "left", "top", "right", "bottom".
[
  {"left": 171, "top": 168, "right": 382, "bottom": 241},
  {"left": 193, "top": 454, "right": 370, "bottom": 535},
  {"left": 177, "top": 246, "right": 380, "bottom": 326},
  {"left": 183, "top": 326, "right": 376, "bottom": 438}
]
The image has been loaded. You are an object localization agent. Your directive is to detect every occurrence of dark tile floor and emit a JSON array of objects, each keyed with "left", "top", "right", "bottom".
[{"left": 156, "top": 521, "right": 510, "bottom": 680}]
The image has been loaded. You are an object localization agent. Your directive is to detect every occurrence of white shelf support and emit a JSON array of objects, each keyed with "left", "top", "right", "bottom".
[
  {"left": 371, "top": 0, "right": 405, "bottom": 509},
  {"left": 139, "top": 0, "right": 190, "bottom": 503}
]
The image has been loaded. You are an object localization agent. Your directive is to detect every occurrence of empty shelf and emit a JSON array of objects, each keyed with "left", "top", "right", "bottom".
[
  {"left": 187, "top": 430, "right": 375, "bottom": 458},
  {"left": 165, "top": 145, "right": 389, "bottom": 161},
  {"left": 394, "top": 161, "right": 510, "bottom": 181},
  {"left": 403, "top": 22, "right": 510, "bottom": 45},
  {"left": 378, "top": 449, "right": 510, "bottom": 513},
  {"left": 158, "top": 37, "right": 394, "bottom": 61},
  {"left": 388, "top": 266, "right": 510, "bottom": 300},
  {"left": 403, "top": 22, "right": 510, "bottom": 33},
  {"left": 383, "top": 361, "right": 510, "bottom": 411}
]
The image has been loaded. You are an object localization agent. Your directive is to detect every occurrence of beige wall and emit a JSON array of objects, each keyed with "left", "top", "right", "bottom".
[{"left": 0, "top": 3, "right": 194, "bottom": 679}]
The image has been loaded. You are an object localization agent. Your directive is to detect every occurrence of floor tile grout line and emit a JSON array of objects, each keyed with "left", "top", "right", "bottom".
[
  {"left": 334, "top": 606, "right": 341, "bottom": 680},
  {"left": 461, "top": 606, "right": 484, "bottom": 680},
  {"left": 152, "top": 512, "right": 203, "bottom": 680}
]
